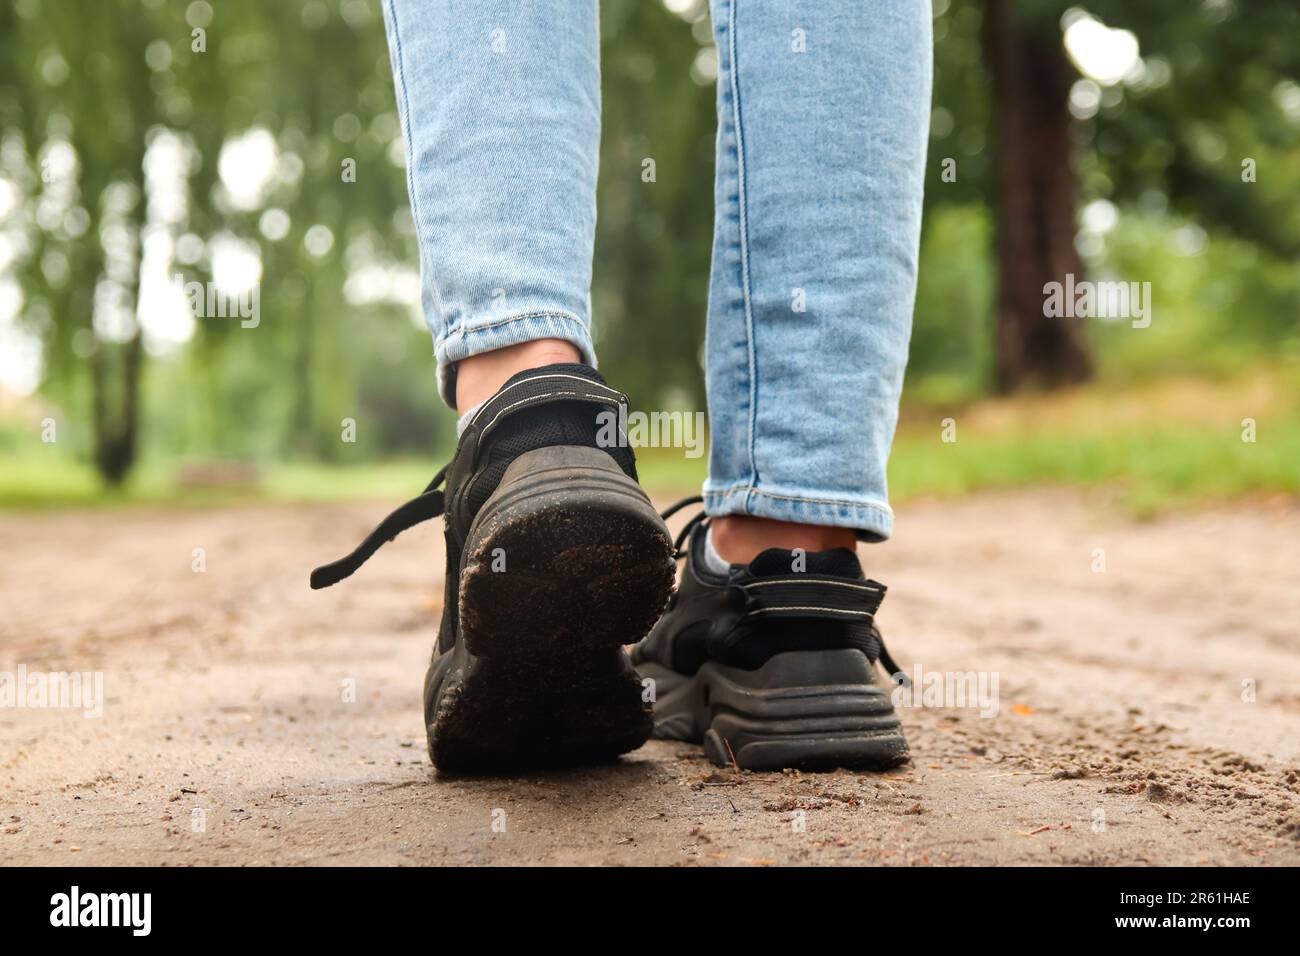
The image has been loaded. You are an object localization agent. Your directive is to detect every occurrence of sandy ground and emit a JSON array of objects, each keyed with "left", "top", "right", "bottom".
[{"left": 2, "top": 489, "right": 1298, "bottom": 866}]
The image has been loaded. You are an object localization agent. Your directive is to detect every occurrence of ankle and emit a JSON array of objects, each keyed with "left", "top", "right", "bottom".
[
  {"left": 709, "top": 516, "right": 857, "bottom": 566},
  {"left": 454, "top": 339, "right": 583, "bottom": 412}
]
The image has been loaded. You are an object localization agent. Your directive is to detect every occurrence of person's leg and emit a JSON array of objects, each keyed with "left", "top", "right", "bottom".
[
  {"left": 631, "top": 1, "right": 931, "bottom": 769},
  {"left": 322, "top": 3, "right": 676, "bottom": 771},
  {"left": 704, "top": 0, "right": 933, "bottom": 560},
  {"left": 381, "top": 0, "right": 600, "bottom": 412}
]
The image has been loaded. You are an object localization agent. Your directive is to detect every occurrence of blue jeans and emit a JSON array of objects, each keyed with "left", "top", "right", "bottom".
[{"left": 382, "top": 0, "right": 932, "bottom": 540}]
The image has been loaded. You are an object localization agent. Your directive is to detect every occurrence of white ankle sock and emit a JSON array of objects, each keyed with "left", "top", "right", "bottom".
[
  {"left": 455, "top": 400, "right": 485, "bottom": 437},
  {"left": 701, "top": 526, "right": 734, "bottom": 574}
]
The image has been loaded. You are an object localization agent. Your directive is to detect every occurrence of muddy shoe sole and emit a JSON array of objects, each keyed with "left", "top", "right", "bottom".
[
  {"left": 639, "top": 649, "right": 909, "bottom": 772},
  {"left": 426, "top": 445, "right": 675, "bottom": 772}
]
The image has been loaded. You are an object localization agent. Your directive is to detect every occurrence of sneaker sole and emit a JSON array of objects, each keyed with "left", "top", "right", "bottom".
[
  {"left": 426, "top": 445, "right": 675, "bottom": 772},
  {"left": 640, "top": 649, "right": 909, "bottom": 772}
]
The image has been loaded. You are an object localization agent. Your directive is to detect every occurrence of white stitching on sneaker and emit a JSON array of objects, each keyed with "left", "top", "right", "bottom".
[
  {"left": 471, "top": 374, "right": 624, "bottom": 434},
  {"left": 746, "top": 606, "right": 873, "bottom": 617},
  {"left": 743, "top": 579, "right": 883, "bottom": 593}
]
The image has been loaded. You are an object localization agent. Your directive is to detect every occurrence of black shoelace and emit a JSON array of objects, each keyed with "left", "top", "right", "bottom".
[
  {"left": 658, "top": 495, "right": 907, "bottom": 684},
  {"left": 310, "top": 464, "right": 449, "bottom": 590},
  {"left": 660, "top": 494, "right": 707, "bottom": 559},
  {"left": 312, "top": 482, "right": 905, "bottom": 683}
]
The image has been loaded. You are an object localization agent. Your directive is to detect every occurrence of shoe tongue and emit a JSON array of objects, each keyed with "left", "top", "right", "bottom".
[{"left": 746, "top": 546, "right": 864, "bottom": 579}]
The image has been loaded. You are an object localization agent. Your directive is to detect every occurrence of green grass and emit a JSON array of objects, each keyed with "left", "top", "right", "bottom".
[
  {"left": 890, "top": 364, "right": 1300, "bottom": 514},
  {"left": 3, "top": 368, "right": 1298, "bottom": 515},
  {"left": 0, "top": 447, "right": 712, "bottom": 511},
  {"left": 889, "top": 419, "right": 1300, "bottom": 517}
]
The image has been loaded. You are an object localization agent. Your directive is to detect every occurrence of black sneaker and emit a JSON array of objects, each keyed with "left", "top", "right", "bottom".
[
  {"left": 632, "top": 498, "right": 909, "bottom": 771},
  {"left": 311, "top": 364, "right": 676, "bottom": 772}
]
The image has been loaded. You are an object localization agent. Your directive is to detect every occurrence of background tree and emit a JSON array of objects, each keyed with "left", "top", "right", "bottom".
[
  {"left": 929, "top": 0, "right": 1300, "bottom": 392},
  {"left": 984, "top": 0, "right": 1093, "bottom": 390}
]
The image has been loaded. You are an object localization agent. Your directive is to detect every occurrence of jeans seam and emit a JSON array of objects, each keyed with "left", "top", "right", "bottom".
[
  {"left": 383, "top": 1, "right": 430, "bottom": 317},
  {"left": 726, "top": 0, "right": 760, "bottom": 499},
  {"left": 445, "top": 309, "right": 590, "bottom": 338},
  {"left": 705, "top": 482, "right": 895, "bottom": 515},
  {"left": 437, "top": 312, "right": 596, "bottom": 373}
]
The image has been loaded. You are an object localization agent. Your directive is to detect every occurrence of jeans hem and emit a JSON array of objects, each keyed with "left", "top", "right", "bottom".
[
  {"left": 703, "top": 483, "right": 894, "bottom": 542},
  {"left": 433, "top": 310, "right": 597, "bottom": 407}
]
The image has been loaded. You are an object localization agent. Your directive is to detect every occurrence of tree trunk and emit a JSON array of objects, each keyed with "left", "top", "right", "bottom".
[
  {"left": 984, "top": 0, "right": 1093, "bottom": 391},
  {"left": 92, "top": 332, "right": 143, "bottom": 487},
  {"left": 291, "top": 275, "right": 316, "bottom": 456},
  {"left": 67, "top": 236, "right": 142, "bottom": 489}
]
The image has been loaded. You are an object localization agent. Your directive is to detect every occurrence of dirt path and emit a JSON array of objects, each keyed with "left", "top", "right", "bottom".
[{"left": 2, "top": 490, "right": 1298, "bottom": 866}]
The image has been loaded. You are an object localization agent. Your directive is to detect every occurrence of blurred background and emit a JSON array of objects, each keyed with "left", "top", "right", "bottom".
[{"left": 1, "top": 0, "right": 1298, "bottom": 514}]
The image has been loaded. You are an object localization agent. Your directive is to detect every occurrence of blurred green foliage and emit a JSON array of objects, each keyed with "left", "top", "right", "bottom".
[{"left": 0, "top": 0, "right": 1298, "bottom": 498}]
